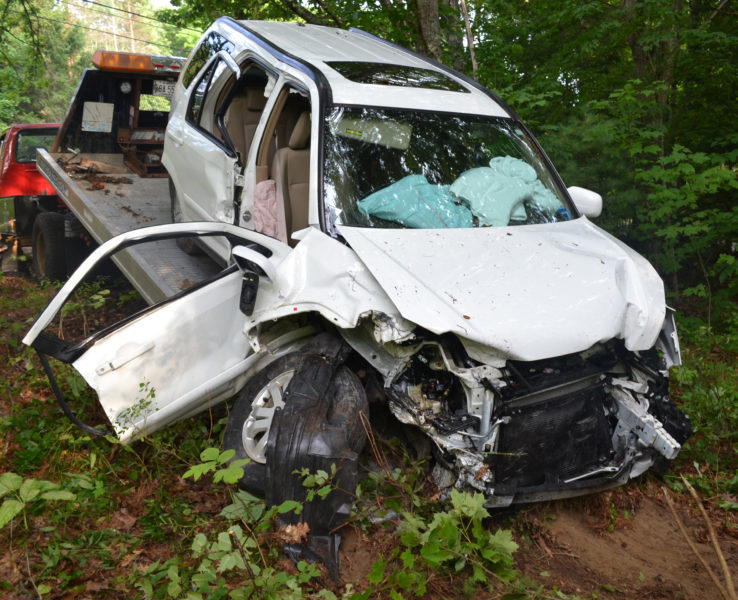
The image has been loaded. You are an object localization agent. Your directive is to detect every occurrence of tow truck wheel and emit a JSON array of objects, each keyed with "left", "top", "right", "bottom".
[
  {"left": 223, "top": 351, "right": 367, "bottom": 494},
  {"left": 169, "top": 178, "right": 202, "bottom": 255},
  {"left": 32, "top": 212, "right": 66, "bottom": 282}
]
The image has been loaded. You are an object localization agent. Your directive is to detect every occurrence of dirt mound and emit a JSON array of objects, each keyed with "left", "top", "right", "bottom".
[{"left": 517, "top": 485, "right": 737, "bottom": 599}]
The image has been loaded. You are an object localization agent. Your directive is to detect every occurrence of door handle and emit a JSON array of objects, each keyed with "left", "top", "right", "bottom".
[
  {"left": 166, "top": 128, "right": 184, "bottom": 146},
  {"left": 95, "top": 341, "right": 154, "bottom": 375}
]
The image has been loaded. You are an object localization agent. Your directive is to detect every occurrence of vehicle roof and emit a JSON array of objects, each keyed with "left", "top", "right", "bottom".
[
  {"left": 2, "top": 123, "right": 60, "bottom": 136},
  {"left": 229, "top": 19, "right": 509, "bottom": 116}
]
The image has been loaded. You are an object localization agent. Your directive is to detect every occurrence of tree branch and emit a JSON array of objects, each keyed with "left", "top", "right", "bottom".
[{"left": 702, "top": 0, "right": 730, "bottom": 27}]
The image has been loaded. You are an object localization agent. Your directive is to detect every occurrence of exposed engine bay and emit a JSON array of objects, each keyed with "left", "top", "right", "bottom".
[{"left": 345, "top": 314, "right": 692, "bottom": 506}]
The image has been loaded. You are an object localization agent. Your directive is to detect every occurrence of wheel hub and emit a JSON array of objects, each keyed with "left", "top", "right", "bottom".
[{"left": 242, "top": 370, "right": 293, "bottom": 463}]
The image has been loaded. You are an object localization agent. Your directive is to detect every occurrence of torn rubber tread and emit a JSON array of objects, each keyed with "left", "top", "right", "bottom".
[{"left": 264, "top": 334, "right": 368, "bottom": 536}]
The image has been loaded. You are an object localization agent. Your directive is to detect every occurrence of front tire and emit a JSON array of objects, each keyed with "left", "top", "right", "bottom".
[
  {"left": 32, "top": 212, "right": 66, "bottom": 281},
  {"left": 223, "top": 352, "right": 367, "bottom": 494}
]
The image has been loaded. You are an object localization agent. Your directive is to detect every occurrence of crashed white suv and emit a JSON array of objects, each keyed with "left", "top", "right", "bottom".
[{"left": 24, "top": 18, "right": 690, "bottom": 511}]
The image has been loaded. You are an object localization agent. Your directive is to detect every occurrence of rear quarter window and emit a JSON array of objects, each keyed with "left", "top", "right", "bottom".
[{"left": 181, "top": 31, "right": 234, "bottom": 90}]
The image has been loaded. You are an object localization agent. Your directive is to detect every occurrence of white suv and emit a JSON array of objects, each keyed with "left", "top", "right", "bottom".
[{"left": 25, "top": 19, "right": 690, "bottom": 512}]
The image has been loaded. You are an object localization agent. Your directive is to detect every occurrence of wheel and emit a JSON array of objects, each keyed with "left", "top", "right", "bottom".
[
  {"left": 169, "top": 177, "right": 202, "bottom": 255},
  {"left": 32, "top": 212, "right": 66, "bottom": 281},
  {"left": 223, "top": 352, "right": 367, "bottom": 494}
]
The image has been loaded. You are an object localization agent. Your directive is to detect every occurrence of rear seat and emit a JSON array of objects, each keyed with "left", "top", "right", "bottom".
[{"left": 225, "top": 88, "right": 267, "bottom": 163}]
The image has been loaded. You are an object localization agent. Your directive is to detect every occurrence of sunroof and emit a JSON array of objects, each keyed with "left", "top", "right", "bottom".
[{"left": 327, "top": 61, "right": 469, "bottom": 92}]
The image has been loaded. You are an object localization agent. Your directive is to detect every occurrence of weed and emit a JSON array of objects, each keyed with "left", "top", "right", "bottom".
[
  {"left": 114, "top": 380, "right": 157, "bottom": 435},
  {"left": 668, "top": 316, "right": 738, "bottom": 500},
  {"left": 360, "top": 489, "right": 518, "bottom": 598},
  {"left": 0, "top": 472, "right": 76, "bottom": 529},
  {"left": 183, "top": 447, "right": 249, "bottom": 485},
  {"left": 57, "top": 278, "right": 111, "bottom": 339}
]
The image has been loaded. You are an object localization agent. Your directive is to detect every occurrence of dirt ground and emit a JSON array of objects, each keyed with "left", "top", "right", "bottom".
[
  {"left": 512, "top": 484, "right": 737, "bottom": 599},
  {"left": 332, "top": 481, "right": 738, "bottom": 599}
]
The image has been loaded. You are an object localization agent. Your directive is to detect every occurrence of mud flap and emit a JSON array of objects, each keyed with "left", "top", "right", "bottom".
[{"left": 264, "top": 334, "right": 367, "bottom": 578}]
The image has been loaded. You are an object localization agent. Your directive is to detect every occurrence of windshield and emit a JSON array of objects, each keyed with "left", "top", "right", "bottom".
[
  {"left": 15, "top": 129, "right": 58, "bottom": 163},
  {"left": 323, "top": 107, "right": 572, "bottom": 230}
]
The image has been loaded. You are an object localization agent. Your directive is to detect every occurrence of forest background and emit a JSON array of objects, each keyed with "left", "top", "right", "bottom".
[{"left": 0, "top": 1, "right": 737, "bottom": 597}]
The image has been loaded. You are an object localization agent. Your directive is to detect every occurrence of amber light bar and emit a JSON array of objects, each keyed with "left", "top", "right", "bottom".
[{"left": 92, "top": 50, "right": 154, "bottom": 72}]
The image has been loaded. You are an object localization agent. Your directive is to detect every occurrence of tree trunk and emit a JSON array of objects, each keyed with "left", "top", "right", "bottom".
[{"left": 416, "top": 0, "right": 442, "bottom": 61}]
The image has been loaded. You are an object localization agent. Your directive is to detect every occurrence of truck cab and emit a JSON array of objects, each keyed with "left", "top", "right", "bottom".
[
  {"left": 0, "top": 123, "right": 60, "bottom": 270},
  {"left": 27, "top": 51, "right": 185, "bottom": 282}
]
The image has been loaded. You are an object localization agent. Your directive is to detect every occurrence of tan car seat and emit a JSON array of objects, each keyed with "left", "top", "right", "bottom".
[
  {"left": 272, "top": 111, "right": 311, "bottom": 241},
  {"left": 225, "top": 88, "right": 267, "bottom": 164}
]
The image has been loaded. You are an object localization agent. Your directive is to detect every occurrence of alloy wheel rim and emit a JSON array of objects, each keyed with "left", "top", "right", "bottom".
[{"left": 241, "top": 370, "right": 294, "bottom": 463}]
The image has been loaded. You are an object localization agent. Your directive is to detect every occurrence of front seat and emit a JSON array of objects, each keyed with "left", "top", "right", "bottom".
[{"left": 272, "top": 111, "right": 311, "bottom": 241}]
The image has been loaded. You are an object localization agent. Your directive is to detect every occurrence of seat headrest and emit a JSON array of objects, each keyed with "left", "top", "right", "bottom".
[
  {"left": 245, "top": 88, "right": 267, "bottom": 111},
  {"left": 288, "top": 112, "right": 311, "bottom": 150}
]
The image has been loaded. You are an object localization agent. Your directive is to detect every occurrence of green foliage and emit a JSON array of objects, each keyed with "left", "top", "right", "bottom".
[
  {"left": 0, "top": 472, "right": 76, "bottom": 529},
  {"left": 0, "top": 0, "right": 88, "bottom": 128},
  {"left": 58, "top": 278, "right": 111, "bottom": 339},
  {"left": 361, "top": 489, "right": 518, "bottom": 597},
  {"left": 114, "top": 380, "right": 158, "bottom": 433},
  {"left": 183, "top": 446, "right": 249, "bottom": 484},
  {"left": 294, "top": 463, "right": 336, "bottom": 502},
  {"left": 666, "top": 316, "right": 738, "bottom": 500}
]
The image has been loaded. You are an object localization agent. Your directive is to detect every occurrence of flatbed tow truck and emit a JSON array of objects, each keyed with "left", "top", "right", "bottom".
[{"left": 35, "top": 50, "right": 219, "bottom": 303}]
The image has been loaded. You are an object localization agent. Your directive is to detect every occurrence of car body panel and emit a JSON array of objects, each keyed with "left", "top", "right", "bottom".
[
  {"left": 338, "top": 218, "right": 665, "bottom": 361},
  {"left": 72, "top": 267, "right": 250, "bottom": 441},
  {"left": 22, "top": 222, "right": 292, "bottom": 442},
  {"left": 243, "top": 227, "right": 410, "bottom": 334}
]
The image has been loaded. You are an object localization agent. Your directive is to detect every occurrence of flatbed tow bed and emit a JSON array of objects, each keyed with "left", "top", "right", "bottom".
[{"left": 36, "top": 149, "right": 220, "bottom": 304}]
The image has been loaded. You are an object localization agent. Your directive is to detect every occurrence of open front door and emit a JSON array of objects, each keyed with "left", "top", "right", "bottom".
[{"left": 23, "top": 222, "right": 290, "bottom": 443}]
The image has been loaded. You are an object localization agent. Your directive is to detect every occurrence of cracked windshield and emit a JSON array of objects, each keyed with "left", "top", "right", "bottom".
[{"left": 323, "top": 107, "right": 572, "bottom": 230}]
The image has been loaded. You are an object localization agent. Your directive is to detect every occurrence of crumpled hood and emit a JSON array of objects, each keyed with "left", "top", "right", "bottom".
[{"left": 338, "top": 218, "right": 666, "bottom": 361}]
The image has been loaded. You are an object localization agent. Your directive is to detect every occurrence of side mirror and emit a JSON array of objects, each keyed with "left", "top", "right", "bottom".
[
  {"left": 567, "top": 186, "right": 602, "bottom": 218},
  {"left": 232, "top": 245, "right": 276, "bottom": 280}
]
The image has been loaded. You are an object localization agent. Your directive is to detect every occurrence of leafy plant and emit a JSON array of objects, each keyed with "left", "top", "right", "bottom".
[
  {"left": 361, "top": 489, "right": 518, "bottom": 598},
  {"left": 0, "top": 472, "right": 76, "bottom": 529},
  {"left": 57, "top": 278, "right": 111, "bottom": 339},
  {"left": 183, "top": 447, "right": 249, "bottom": 485},
  {"left": 115, "top": 380, "right": 158, "bottom": 434}
]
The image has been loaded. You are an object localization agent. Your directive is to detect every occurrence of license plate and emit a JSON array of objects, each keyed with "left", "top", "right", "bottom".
[{"left": 153, "top": 80, "right": 176, "bottom": 98}]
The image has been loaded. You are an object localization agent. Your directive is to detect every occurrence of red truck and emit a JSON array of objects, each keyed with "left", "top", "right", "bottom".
[{"left": 0, "top": 122, "right": 61, "bottom": 275}]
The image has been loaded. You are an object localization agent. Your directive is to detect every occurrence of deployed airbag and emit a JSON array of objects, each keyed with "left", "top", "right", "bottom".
[
  {"left": 450, "top": 156, "right": 562, "bottom": 226},
  {"left": 358, "top": 174, "right": 473, "bottom": 228}
]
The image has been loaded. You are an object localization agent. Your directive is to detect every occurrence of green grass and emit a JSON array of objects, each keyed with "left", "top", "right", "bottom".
[{"left": 667, "top": 315, "right": 738, "bottom": 506}]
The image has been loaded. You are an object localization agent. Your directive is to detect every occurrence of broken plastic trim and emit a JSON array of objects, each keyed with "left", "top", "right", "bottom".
[{"left": 36, "top": 350, "right": 112, "bottom": 437}]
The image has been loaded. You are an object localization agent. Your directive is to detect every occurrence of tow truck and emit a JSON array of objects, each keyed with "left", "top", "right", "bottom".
[{"left": 33, "top": 49, "right": 219, "bottom": 300}]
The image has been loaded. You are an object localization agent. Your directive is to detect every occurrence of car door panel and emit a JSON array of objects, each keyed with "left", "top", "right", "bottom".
[
  {"left": 72, "top": 267, "right": 249, "bottom": 442},
  {"left": 23, "top": 222, "right": 293, "bottom": 443}
]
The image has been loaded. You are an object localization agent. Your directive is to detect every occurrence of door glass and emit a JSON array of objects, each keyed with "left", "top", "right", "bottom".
[
  {"left": 186, "top": 59, "right": 229, "bottom": 134},
  {"left": 37, "top": 235, "right": 226, "bottom": 355},
  {"left": 181, "top": 31, "right": 233, "bottom": 90}
]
